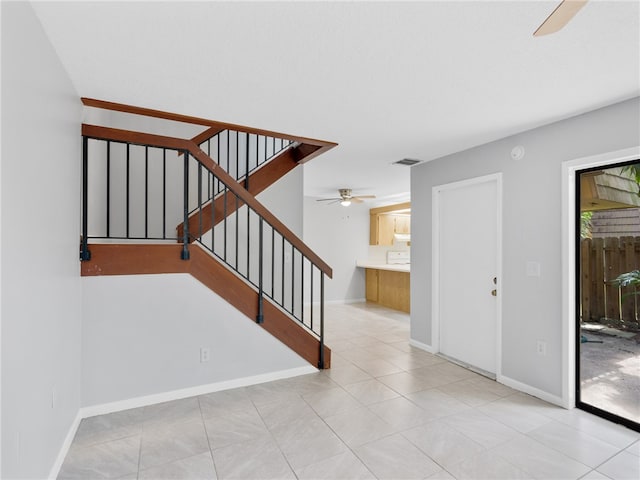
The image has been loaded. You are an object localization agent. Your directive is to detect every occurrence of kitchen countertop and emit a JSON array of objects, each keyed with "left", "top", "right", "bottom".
[{"left": 356, "top": 261, "right": 410, "bottom": 273}]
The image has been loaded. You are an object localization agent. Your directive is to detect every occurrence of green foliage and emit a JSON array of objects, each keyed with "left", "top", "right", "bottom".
[
  {"left": 622, "top": 163, "right": 640, "bottom": 196},
  {"left": 612, "top": 270, "right": 640, "bottom": 301},
  {"left": 613, "top": 270, "right": 640, "bottom": 288}
]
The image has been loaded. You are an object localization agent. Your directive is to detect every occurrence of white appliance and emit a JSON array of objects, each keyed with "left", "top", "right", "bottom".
[{"left": 387, "top": 251, "right": 410, "bottom": 264}]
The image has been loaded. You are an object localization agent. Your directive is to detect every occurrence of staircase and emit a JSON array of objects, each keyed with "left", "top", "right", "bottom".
[{"left": 79, "top": 99, "right": 337, "bottom": 368}]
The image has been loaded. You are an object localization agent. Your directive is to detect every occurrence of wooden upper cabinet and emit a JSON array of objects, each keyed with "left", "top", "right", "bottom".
[
  {"left": 369, "top": 202, "right": 411, "bottom": 246},
  {"left": 394, "top": 215, "right": 410, "bottom": 234}
]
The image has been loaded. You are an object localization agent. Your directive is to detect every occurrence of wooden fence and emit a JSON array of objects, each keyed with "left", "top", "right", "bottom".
[{"left": 580, "top": 236, "right": 640, "bottom": 323}]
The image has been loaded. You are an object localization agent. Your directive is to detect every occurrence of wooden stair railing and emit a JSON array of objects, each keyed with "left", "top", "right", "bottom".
[
  {"left": 176, "top": 140, "right": 308, "bottom": 242},
  {"left": 81, "top": 124, "right": 332, "bottom": 275},
  {"left": 81, "top": 118, "right": 334, "bottom": 369},
  {"left": 82, "top": 98, "right": 336, "bottom": 242},
  {"left": 81, "top": 98, "right": 336, "bottom": 164}
]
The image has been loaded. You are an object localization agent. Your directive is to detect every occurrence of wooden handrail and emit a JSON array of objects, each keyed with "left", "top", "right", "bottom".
[
  {"left": 82, "top": 124, "right": 333, "bottom": 277},
  {"left": 82, "top": 98, "right": 338, "bottom": 158},
  {"left": 190, "top": 126, "right": 227, "bottom": 147}
]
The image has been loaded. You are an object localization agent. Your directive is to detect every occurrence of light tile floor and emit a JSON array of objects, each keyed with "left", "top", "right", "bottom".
[{"left": 59, "top": 303, "right": 640, "bottom": 480}]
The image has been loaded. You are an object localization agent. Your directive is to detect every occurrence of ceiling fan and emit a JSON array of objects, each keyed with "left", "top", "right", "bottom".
[
  {"left": 533, "top": 0, "right": 588, "bottom": 37},
  {"left": 316, "top": 189, "right": 376, "bottom": 207}
]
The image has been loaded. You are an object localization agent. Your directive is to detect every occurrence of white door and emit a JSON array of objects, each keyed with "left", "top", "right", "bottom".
[{"left": 434, "top": 174, "right": 501, "bottom": 375}]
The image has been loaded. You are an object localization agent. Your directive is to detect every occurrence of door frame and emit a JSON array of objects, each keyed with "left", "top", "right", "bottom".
[
  {"left": 561, "top": 146, "right": 640, "bottom": 409},
  {"left": 432, "top": 172, "right": 503, "bottom": 378}
]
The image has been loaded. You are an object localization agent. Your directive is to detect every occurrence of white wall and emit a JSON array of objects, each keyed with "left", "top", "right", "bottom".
[
  {"left": 1, "top": 3, "right": 82, "bottom": 478},
  {"left": 303, "top": 197, "right": 370, "bottom": 302},
  {"left": 82, "top": 274, "right": 309, "bottom": 407},
  {"left": 411, "top": 97, "right": 640, "bottom": 400},
  {"left": 81, "top": 161, "right": 308, "bottom": 406},
  {"left": 258, "top": 164, "right": 304, "bottom": 237}
]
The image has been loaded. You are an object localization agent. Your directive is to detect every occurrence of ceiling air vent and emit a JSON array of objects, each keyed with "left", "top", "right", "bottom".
[{"left": 393, "top": 158, "right": 422, "bottom": 166}]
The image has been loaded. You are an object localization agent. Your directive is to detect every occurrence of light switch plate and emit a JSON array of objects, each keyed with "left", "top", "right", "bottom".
[{"left": 526, "top": 261, "right": 541, "bottom": 277}]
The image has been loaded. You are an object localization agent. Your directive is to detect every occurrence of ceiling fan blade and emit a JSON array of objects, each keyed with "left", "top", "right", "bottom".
[
  {"left": 353, "top": 195, "right": 376, "bottom": 199},
  {"left": 351, "top": 197, "right": 364, "bottom": 204},
  {"left": 533, "top": 0, "right": 588, "bottom": 37},
  {"left": 316, "top": 197, "right": 341, "bottom": 202}
]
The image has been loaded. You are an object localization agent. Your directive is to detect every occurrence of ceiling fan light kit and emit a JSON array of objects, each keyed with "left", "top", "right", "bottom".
[{"left": 316, "top": 188, "right": 376, "bottom": 207}]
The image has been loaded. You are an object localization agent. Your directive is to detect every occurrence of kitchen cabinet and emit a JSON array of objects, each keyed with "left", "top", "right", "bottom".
[
  {"left": 370, "top": 214, "right": 396, "bottom": 246},
  {"left": 369, "top": 202, "right": 411, "bottom": 246},
  {"left": 365, "top": 267, "right": 410, "bottom": 313},
  {"left": 365, "top": 269, "right": 379, "bottom": 301},
  {"left": 394, "top": 215, "right": 411, "bottom": 234}
]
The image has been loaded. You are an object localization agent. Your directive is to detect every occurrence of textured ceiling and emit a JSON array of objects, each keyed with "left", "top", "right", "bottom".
[{"left": 32, "top": 1, "right": 640, "bottom": 205}]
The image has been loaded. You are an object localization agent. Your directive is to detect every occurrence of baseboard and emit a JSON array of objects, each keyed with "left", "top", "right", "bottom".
[
  {"left": 48, "top": 410, "right": 83, "bottom": 480},
  {"left": 48, "top": 366, "right": 315, "bottom": 477},
  {"left": 409, "top": 339, "right": 435, "bottom": 353},
  {"left": 80, "top": 365, "right": 317, "bottom": 418},
  {"left": 498, "top": 374, "right": 565, "bottom": 408}
]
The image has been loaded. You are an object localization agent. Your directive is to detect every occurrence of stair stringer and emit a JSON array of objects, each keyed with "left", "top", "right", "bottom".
[{"left": 81, "top": 243, "right": 331, "bottom": 368}]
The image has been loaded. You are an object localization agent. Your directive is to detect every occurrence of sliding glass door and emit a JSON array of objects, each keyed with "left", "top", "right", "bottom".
[{"left": 576, "top": 160, "right": 640, "bottom": 432}]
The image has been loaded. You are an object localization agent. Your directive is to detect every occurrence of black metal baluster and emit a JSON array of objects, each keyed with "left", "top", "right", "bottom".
[
  {"left": 310, "top": 265, "right": 314, "bottom": 331},
  {"left": 217, "top": 134, "right": 222, "bottom": 195},
  {"left": 181, "top": 150, "right": 190, "bottom": 260},
  {"left": 106, "top": 141, "right": 110, "bottom": 238},
  {"left": 80, "top": 136, "right": 91, "bottom": 261},
  {"left": 247, "top": 207, "right": 250, "bottom": 278},
  {"left": 281, "top": 238, "right": 285, "bottom": 307},
  {"left": 223, "top": 187, "right": 228, "bottom": 261},
  {"left": 235, "top": 194, "right": 239, "bottom": 270},
  {"left": 126, "top": 143, "right": 130, "bottom": 238},
  {"left": 226, "top": 130, "right": 230, "bottom": 179},
  {"left": 198, "top": 163, "right": 203, "bottom": 241},
  {"left": 291, "top": 246, "right": 295, "bottom": 316},
  {"left": 245, "top": 133, "right": 250, "bottom": 188},
  {"left": 236, "top": 131, "right": 239, "bottom": 181},
  {"left": 271, "top": 227, "right": 275, "bottom": 298},
  {"left": 206, "top": 140, "right": 211, "bottom": 200},
  {"left": 246, "top": 134, "right": 250, "bottom": 278},
  {"left": 301, "top": 256, "right": 304, "bottom": 325},
  {"left": 145, "top": 146, "right": 149, "bottom": 239},
  {"left": 162, "top": 149, "right": 166, "bottom": 239},
  {"left": 319, "top": 273, "right": 325, "bottom": 369},
  {"left": 211, "top": 172, "right": 215, "bottom": 254},
  {"left": 257, "top": 217, "right": 264, "bottom": 324}
]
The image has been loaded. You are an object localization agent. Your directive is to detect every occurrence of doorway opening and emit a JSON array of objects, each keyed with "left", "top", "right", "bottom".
[{"left": 576, "top": 159, "right": 640, "bottom": 432}]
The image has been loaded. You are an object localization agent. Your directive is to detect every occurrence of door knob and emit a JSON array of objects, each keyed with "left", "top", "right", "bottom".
[
  {"left": 491, "top": 289, "right": 497, "bottom": 297},
  {"left": 493, "top": 277, "right": 497, "bottom": 285}
]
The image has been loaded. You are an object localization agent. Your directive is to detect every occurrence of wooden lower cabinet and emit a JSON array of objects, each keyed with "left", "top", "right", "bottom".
[
  {"left": 365, "top": 268, "right": 410, "bottom": 313},
  {"left": 366, "top": 269, "right": 379, "bottom": 302}
]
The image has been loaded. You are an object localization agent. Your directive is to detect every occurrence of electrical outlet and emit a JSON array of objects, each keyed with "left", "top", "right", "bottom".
[
  {"left": 536, "top": 340, "right": 547, "bottom": 356},
  {"left": 200, "top": 347, "right": 210, "bottom": 363}
]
